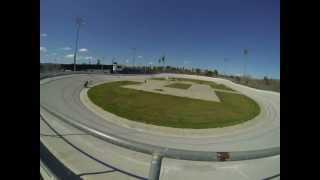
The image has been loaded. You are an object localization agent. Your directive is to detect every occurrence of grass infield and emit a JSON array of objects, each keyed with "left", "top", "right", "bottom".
[
  {"left": 88, "top": 81, "right": 260, "bottom": 129},
  {"left": 165, "top": 83, "right": 192, "bottom": 89},
  {"left": 151, "top": 77, "right": 234, "bottom": 91}
]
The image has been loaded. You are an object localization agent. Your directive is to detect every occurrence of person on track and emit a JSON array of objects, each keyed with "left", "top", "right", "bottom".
[{"left": 84, "top": 80, "right": 89, "bottom": 88}]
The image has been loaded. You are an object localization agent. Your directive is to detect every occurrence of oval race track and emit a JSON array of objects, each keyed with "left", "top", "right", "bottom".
[{"left": 40, "top": 73, "right": 280, "bottom": 180}]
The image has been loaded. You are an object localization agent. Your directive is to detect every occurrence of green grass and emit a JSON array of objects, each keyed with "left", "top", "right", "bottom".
[
  {"left": 171, "top": 78, "right": 234, "bottom": 91},
  {"left": 150, "top": 77, "right": 166, "bottom": 80},
  {"left": 88, "top": 81, "right": 260, "bottom": 129},
  {"left": 165, "top": 83, "right": 192, "bottom": 89},
  {"left": 150, "top": 77, "right": 234, "bottom": 91}
]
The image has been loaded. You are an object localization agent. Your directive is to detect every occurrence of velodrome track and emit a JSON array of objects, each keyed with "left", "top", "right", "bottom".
[{"left": 40, "top": 73, "right": 280, "bottom": 180}]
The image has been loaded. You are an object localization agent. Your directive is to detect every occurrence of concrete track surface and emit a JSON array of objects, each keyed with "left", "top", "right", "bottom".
[{"left": 40, "top": 73, "right": 280, "bottom": 180}]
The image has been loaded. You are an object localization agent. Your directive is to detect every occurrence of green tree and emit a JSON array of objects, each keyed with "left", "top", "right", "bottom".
[
  {"left": 213, "top": 70, "right": 218, "bottom": 76},
  {"left": 205, "top": 70, "right": 213, "bottom": 77},
  {"left": 162, "top": 56, "right": 166, "bottom": 66},
  {"left": 235, "top": 76, "right": 241, "bottom": 82},
  {"left": 263, "top": 76, "right": 269, "bottom": 85}
]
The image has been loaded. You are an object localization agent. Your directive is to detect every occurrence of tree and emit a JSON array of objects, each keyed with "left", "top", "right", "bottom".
[
  {"left": 263, "top": 76, "right": 270, "bottom": 85},
  {"left": 162, "top": 56, "right": 165, "bottom": 66},
  {"left": 213, "top": 69, "right": 218, "bottom": 76},
  {"left": 205, "top": 70, "right": 213, "bottom": 77},
  {"left": 195, "top": 68, "right": 201, "bottom": 74},
  {"left": 235, "top": 76, "right": 241, "bottom": 82}
]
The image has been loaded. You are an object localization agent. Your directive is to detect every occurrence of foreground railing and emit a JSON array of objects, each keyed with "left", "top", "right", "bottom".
[
  {"left": 40, "top": 159, "right": 57, "bottom": 180},
  {"left": 40, "top": 72, "right": 280, "bottom": 180}
]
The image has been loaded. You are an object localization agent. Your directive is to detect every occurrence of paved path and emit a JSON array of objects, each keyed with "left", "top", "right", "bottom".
[{"left": 40, "top": 73, "right": 280, "bottom": 179}]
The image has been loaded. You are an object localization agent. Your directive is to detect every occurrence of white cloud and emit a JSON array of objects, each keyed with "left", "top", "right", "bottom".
[
  {"left": 65, "top": 54, "right": 74, "bottom": 58},
  {"left": 137, "top": 56, "right": 143, "bottom": 58},
  {"left": 61, "top": 47, "right": 72, "bottom": 51},
  {"left": 149, "top": 62, "right": 153, "bottom": 65},
  {"left": 40, "top": 33, "right": 47, "bottom": 37},
  {"left": 79, "top": 48, "right": 88, "bottom": 52},
  {"left": 125, "top": 59, "right": 129, "bottom": 63},
  {"left": 40, "top": 46, "right": 47, "bottom": 52}
]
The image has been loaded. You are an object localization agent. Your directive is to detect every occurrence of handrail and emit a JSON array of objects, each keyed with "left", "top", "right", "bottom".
[{"left": 40, "top": 159, "right": 57, "bottom": 180}]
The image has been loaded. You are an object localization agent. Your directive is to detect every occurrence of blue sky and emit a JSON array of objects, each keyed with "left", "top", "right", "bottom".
[{"left": 40, "top": 0, "right": 279, "bottom": 79}]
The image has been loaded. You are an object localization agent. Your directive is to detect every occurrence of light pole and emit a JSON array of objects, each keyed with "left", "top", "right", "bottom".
[
  {"left": 73, "top": 17, "right": 85, "bottom": 72},
  {"left": 223, "top": 58, "right": 228, "bottom": 76},
  {"left": 101, "top": 57, "right": 104, "bottom": 72},
  {"left": 243, "top": 49, "right": 249, "bottom": 77},
  {"left": 243, "top": 49, "right": 249, "bottom": 83},
  {"left": 132, "top": 48, "right": 136, "bottom": 67}
]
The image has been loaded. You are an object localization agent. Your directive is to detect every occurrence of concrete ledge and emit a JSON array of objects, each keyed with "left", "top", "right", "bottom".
[
  {"left": 159, "top": 156, "right": 280, "bottom": 180},
  {"left": 40, "top": 110, "right": 151, "bottom": 180}
]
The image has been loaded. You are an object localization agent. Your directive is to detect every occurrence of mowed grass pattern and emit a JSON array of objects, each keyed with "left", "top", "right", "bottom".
[
  {"left": 172, "top": 78, "right": 235, "bottom": 91},
  {"left": 165, "top": 83, "right": 192, "bottom": 89},
  {"left": 150, "top": 77, "right": 234, "bottom": 91},
  {"left": 88, "top": 81, "right": 260, "bottom": 129}
]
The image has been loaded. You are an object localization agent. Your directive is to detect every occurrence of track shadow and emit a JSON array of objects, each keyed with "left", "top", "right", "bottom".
[
  {"left": 40, "top": 133, "right": 88, "bottom": 138},
  {"left": 40, "top": 116, "right": 148, "bottom": 180},
  {"left": 262, "top": 173, "right": 280, "bottom": 180},
  {"left": 78, "top": 169, "right": 116, "bottom": 177},
  {"left": 40, "top": 141, "right": 82, "bottom": 180}
]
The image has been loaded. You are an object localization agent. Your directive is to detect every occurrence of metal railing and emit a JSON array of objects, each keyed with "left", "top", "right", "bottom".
[
  {"left": 40, "top": 72, "right": 280, "bottom": 180},
  {"left": 40, "top": 159, "right": 58, "bottom": 180}
]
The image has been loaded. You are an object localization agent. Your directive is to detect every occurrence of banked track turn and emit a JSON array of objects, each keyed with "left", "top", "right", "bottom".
[{"left": 40, "top": 72, "right": 280, "bottom": 180}]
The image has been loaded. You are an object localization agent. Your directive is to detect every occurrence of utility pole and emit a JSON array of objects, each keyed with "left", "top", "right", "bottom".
[
  {"left": 132, "top": 48, "right": 136, "bottom": 67},
  {"left": 101, "top": 57, "right": 104, "bottom": 72},
  {"left": 73, "top": 17, "right": 85, "bottom": 72}
]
